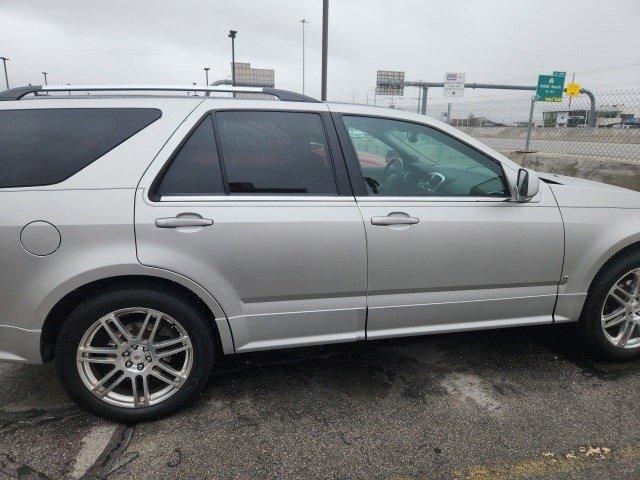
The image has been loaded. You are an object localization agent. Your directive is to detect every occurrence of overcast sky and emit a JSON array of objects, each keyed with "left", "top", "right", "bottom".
[{"left": 1, "top": 0, "right": 639, "bottom": 105}]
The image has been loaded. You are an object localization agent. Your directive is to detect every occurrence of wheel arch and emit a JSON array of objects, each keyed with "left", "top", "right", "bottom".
[
  {"left": 40, "top": 273, "right": 235, "bottom": 362},
  {"left": 587, "top": 240, "right": 640, "bottom": 296},
  {"left": 556, "top": 235, "right": 640, "bottom": 323}
]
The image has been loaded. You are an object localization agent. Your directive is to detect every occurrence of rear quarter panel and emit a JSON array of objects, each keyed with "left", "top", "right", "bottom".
[{"left": 0, "top": 189, "right": 135, "bottom": 361}]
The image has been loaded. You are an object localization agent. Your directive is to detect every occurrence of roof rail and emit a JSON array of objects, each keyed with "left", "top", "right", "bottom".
[{"left": 0, "top": 85, "right": 320, "bottom": 103}]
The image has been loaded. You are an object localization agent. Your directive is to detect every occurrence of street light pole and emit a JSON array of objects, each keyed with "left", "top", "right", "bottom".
[
  {"left": 42, "top": 72, "right": 48, "bottom": 85},
  {"left": 300, "top": 19, "right": 307, "bottom": 95},
  {"left": 204, "top": 67, "right": 210, "bottom": 86},
  {"left": 321, "top": 0, "right": 328, "bottom": 101},
  {"left": 228, "top": 30, "right": 237, "bottom": 86},
  {"left": 0, "top": 57, "right": 9, "bottom": 90}
]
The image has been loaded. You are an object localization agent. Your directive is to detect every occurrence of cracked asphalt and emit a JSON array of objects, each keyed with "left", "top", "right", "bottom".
[{"left": 2, "top": 325, "right": 640, "bottom": 480}]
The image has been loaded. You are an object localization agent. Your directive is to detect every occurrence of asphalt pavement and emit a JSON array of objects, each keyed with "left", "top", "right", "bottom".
[{"left": 2, "top": 325, "right": 640, "bottom": 480}]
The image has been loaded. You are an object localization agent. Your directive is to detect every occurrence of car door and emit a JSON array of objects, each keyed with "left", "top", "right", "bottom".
[
  {"left": 333, "top": 111, "right": 564, "bottom": 339},
  {"left": 135, "top": 105, "right": 367, "bottom": 352}
]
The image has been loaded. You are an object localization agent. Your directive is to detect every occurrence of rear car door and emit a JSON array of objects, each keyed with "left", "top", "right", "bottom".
[
  {"left": 334, "top": 112, "right": 564, "bottom": 339},
  {"left": 135, "top": 104, "right": 367, "bottom": 352}
]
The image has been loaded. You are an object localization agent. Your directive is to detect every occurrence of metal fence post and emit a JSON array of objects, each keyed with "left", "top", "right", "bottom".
[
  {"left": 446, "top": 102, "right": 452, "bottom": 125},
  {"left": 420, "top": 86, "right": 428, "bottom": 115},
  {"left": 581, "top": 88, "right": 597, "bottom": 127},
  {"left": 524, "top": 95, "right": 535, "bottom": 151}
]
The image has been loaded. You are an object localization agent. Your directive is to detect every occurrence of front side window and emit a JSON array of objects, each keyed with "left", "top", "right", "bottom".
[
  {"left": 342, "top": 115, "right": 509, "bottom": 197},
  {"left": 216, "top": 111, "right": 337, "bottom": 195},
  {"left": 0, "top": 108, "right": 161, "bottom": 188}
]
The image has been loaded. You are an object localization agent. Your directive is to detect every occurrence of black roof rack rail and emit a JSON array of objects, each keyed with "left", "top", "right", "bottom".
[{"left": 0, "top": 85, "right": 320, "bottom": 103}]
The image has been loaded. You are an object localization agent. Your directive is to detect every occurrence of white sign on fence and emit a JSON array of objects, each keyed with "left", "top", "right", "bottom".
[{"left": 444, "top": 72, "right": 465, "bottom": 97}]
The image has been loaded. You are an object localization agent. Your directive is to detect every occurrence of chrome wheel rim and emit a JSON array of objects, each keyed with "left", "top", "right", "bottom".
[
  {"left": 76, "top": 308, "right": 193, "bottom": 408},
  {"left": 601, "top": 268, "right": 640, "bottom": 349}
]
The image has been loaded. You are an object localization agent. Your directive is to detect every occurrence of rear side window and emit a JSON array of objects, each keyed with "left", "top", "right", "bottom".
[
  {"left": 154, "top": 115, "right": 225, "bottom": 197},
  {"left": 0, "top": 108, "right": 161, "bottom": 188},
  {"left": 216, "top": 111, "right": 337, "bottom": 195}
]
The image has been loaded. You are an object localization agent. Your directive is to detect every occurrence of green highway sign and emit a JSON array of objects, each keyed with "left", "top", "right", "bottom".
[
  {"left": 536, "top": 74, "right": 566, "bottom": 102},
  {"left": 552, "top": 71, "right": 566, "bottom": 77}
]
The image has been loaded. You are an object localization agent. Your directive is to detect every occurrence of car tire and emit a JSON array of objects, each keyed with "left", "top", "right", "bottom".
[
  {"left": 55, "top": 286, "right": 214, "bottom": 423},
  {"left": 579, "top": 250, "right": 640, "bottom": 361}
]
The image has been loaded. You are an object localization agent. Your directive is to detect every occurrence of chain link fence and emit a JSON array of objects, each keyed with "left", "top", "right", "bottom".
[{"left": 338, "top": 88, "right": 640, "bottom": 160}]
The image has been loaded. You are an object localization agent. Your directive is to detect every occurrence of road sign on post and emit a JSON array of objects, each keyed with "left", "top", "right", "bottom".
[
  {"left": 536, "top": 74, "right": 565, "bottom": 102},
  {"left": 376, "top": 70, "right": 405, "bottom": 96},
  {"left": 443, "top": 72, "right": 465, "bottom": 97},
  {"left": 566, "top": 82, "right": 581, "bottom": 97},
  {"left": 552, "top": 71, "right": 566, "bottom": 77}
]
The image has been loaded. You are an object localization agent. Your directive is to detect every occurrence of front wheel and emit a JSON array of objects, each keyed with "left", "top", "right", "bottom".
[
  {"left": 579, "top": 252, "right": 640, "bottom": 361},
  {"left": 56, "top": 287, "right": 214, "bottom": 422}
]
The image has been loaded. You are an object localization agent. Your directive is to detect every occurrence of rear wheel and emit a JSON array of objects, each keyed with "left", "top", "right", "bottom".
[
  {"left": 579, "top": 252, "right": 640, "bottom": 361},
  {"left": 56, "top": 287, "right": 214, "bottom": 422}
]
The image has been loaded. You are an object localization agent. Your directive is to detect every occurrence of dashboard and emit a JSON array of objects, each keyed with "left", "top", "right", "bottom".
[{"left": 366, "top": 157, "right": 509, "bottom": 197}]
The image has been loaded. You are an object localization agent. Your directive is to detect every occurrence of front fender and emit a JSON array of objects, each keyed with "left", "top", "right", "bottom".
[{"left": 555, "top": 207, "right": 640, "bottom": 322}]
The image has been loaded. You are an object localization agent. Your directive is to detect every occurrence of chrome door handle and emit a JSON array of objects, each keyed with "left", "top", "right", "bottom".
[
  {"left": 371, "top": 214, "right": 420, "bottom": 226},
  {"left": 155, "top": 217, "right": 214, "bottom": 228}
]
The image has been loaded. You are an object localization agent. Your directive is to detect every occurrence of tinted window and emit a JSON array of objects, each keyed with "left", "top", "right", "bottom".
[
  {"left": 216, "top": 111, "right": 337, "bottom": 195},
  {"left": 342, "top": 116, "right": 509, "bottom": 197},
  {"left": 0, "top": 108, "right": 161, "bottom": 188},
  {"left": 155, "top": 115, "right": 225, "bottom": 197}
]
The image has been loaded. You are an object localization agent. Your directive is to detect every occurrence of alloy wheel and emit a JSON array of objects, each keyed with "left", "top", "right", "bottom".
[
  {"left": 601, "top": 268, "right": 640, "bottom": 349},
  {"left": 76, "top": 307, "right": 193, "bottom": 408}
]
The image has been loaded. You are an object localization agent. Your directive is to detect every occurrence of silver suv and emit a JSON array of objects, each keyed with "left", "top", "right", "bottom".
[{"left": 2, "top": 84, "right": 640, "bottom": 422}]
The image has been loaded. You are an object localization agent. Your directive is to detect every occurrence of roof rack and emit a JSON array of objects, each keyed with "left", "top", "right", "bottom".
[{"left": 0, "top": 85, "right": 320, "bottom": 103}]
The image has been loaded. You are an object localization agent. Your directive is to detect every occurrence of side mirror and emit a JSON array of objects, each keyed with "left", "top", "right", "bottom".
[{"left": 516, "top": 168, "right": 540, "bottom": 202}]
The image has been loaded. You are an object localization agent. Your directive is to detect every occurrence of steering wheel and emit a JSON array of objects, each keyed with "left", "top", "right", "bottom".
[{"left": 379, "top": 155, "right": 404, "bottom": 194}]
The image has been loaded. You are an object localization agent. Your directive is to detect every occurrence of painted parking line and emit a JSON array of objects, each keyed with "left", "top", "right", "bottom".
[{"left": 451, "top": 444, "right": 636, "bottom": 480}]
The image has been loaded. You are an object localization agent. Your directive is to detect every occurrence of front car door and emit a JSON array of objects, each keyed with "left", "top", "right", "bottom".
[
  {"left": 135, "top": 102, "right": 367, "bottom": 352},
  {"left": 332, "top": 108, "right": 564, "bottom": 339}
]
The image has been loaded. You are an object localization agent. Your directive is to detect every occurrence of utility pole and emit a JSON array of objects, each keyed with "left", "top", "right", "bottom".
[
  {"left": 0, "top": 57, "right": 9, "bottom": 89},
  {"left": 300, "top": 19, "right": 307, "bottom": 94},
  {"left": 228, "top": 30, "right": 238, "bottom": 86},
  {"left": 42, "top": 72, "right": 48, "bottom": 85},
  {"left": 204, "top": 67, "right": 210, "bottom": 86},
  {"left": 321, "top": 0, "right": 328, "bottom": 101}
]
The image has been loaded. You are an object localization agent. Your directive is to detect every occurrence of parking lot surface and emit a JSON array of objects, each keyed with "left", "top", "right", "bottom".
[{"left": 2, "top": 325, "right": 640, "bottom": 480}]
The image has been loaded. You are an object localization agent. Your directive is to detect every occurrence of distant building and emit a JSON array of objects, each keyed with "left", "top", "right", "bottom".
[
  {"left": 543, "top": 106, "right": 639, "bottom": 128},
  {"left": 450, "top": 115, "right": 505, "bottom": 127}
]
